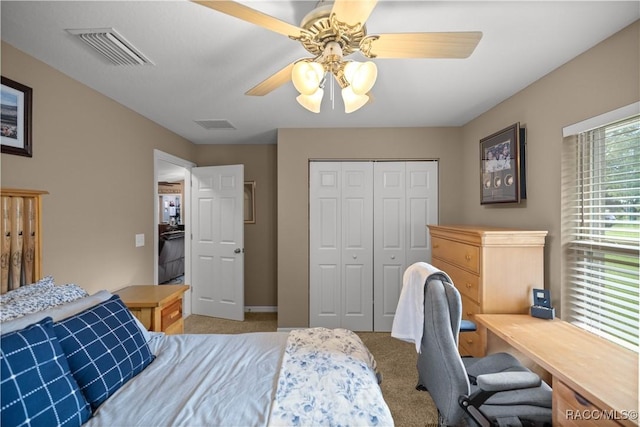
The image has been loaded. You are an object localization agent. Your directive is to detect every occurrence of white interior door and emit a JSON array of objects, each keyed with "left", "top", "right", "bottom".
[
  {"left": 191, "top": 165, "right": 244, "bottom": 321},
  {"left": 309, "top": 162, "right": 374, "bottom": 330},
  {"left": 341, "top": 163, "right": 374, "bottom": 331},
  {"left": 373, "top": 161, "right": 438, "bottom": 331},
  {"left": 374, "top": 162, "right": 407, "bottom": 332}
]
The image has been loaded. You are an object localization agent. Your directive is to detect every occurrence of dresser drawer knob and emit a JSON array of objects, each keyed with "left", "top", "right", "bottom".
[
  {"left": 466, "top": 312, "right": 473, "bottom": 317},
  {"left": 169, "top": 310, "right": 180, "bottom": 320},
  {"left": 465, "top": 283, "right": 472, "bottom": 289},
  {"left": 466, "top": 339, "right": 474, "bottom": 344},
  {"left": 465, "top": 254, "right": 472, "bottom": 261}
]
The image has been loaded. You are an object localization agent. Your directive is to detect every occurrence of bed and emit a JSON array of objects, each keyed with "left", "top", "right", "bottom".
[{"left": 0, "top": 278, "right": 393, "bottom": 427}]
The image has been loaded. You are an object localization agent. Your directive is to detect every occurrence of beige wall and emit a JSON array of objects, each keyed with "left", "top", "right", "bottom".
[
  {"left": 458, "top": 20, "right": 639, "bottom": 314},
  {"left": 195, "top": 144, "right": 277, "bottom": 307},
  {"left": 1, "top": 42, "right": 197, "bottom": 295},
  {"left": 277, "top": 128, "right": 463, "bottom": 328}
]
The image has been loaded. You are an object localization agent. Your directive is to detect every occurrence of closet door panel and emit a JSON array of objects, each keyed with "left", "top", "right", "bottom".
[
  {"left": 406, "top": 162, "right": 438, "bottom": 265},
  {"left": 341, "top": 163, "right": 373, "bottom": 331},
  {"left": 374, "top": 162, "right": 406, "bottom": 332},
  {"left": 310, "top": 163, "right": 342, "bottom": 328}
]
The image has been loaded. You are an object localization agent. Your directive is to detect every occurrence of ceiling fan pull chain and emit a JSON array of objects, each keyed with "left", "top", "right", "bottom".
[{"left": 331, "top": 75, "right": 335, "bottom": 110}]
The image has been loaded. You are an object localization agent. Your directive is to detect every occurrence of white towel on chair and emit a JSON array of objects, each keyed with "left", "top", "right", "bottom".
[{"left": 391, "top": 262, "right": 451, "bottom": 353}]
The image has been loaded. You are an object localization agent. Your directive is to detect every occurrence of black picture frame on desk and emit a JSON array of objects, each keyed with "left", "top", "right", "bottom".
[
  {"left": 479, "top": 122, "right": 526, "bottom": 204},
  {"left": 1, "top": 76, "right": 32, "bottom": 157}
]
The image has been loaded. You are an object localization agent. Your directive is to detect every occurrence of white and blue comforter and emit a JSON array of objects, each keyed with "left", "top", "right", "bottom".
[
  {"left": 269, "top": 328, "right": 394, "bottom": 427},
  {"left": 83, "top": 328, "right": 393, "bottom": 427}
]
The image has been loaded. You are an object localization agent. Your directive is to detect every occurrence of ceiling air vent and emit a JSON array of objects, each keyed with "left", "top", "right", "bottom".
[
  {"left": 66, "top": 28, "right": 153, "bottom": 66},
  {"left": 194, "top": 120, "right": 237, "bottom": 130}
]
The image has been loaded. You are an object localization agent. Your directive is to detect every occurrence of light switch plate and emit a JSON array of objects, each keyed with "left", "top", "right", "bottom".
[{"left": 135, "top": 233, "right": 145, "bottom": 247}]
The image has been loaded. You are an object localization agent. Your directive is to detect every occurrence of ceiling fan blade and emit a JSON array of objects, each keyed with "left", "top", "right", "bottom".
[
  {"left": 245, "top": 62, "right": 297, "bottom": 96},
  {"left": 330, "top": 0, "right": 378, "bottom": 28},
  {"left": 192, "top": 0, "right": 304, "bottom": 38},
  {"left": 362, "top": 32, "right": 483, "bottom": 59}
]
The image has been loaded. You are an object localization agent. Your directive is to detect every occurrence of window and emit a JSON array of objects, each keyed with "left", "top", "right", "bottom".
[{"left": 562, "top": 114, "right": 639, "bottom": 352}]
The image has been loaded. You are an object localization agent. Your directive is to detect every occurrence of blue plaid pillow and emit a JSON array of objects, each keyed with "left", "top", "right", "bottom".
[
  {"left": 53, "top": 295, "right": 154, "bottom": 410},
  {"left": 1, "top": 317, "right": 91, "bottom": 427}
]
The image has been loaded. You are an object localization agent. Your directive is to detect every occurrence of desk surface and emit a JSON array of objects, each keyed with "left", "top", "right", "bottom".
[{"left": 476, "top": 314, "right": 638, "bottom": 422}]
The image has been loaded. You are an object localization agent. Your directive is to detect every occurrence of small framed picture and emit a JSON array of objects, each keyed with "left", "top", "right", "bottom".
[
  {"left": 244, "top": 181, "right": 256, "bottom": 224},
  {"left": 479, "top": 123, "right": 526, "bottom": 204},
  {"left": 1, "top": 76, "right": 32, "bottom": 157}
]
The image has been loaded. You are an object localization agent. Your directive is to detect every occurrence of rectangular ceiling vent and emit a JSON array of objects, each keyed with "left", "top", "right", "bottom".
[
  {"left": 194, "top": 120, "right": 237, "bottom": 130},
  {"left": 66, "top": 28, "right": 153, "bottom": 66}
]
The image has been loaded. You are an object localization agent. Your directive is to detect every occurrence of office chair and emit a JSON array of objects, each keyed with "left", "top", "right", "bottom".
[{"left": 416, "top": 275, "right": 552, "bottom": 427}]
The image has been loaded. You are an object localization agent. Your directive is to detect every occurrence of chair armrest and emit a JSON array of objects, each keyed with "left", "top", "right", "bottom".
[{"left": 476, "top": 371, "right": 541, "bottom": 392}]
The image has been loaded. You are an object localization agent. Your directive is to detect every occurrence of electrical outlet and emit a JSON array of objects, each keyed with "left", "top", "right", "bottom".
[{"left": 135, "top": 233, "right": 145, "bottom": 247}]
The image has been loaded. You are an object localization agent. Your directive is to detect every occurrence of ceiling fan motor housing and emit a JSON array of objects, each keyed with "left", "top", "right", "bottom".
[{"left": 298, "top": 4, "right": 366, "bottom": 57}]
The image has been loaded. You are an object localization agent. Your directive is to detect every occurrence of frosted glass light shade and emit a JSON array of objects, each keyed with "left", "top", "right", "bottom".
[
  {"left": 342, "top": 86, "right": 369, "bottom": 113},
  {"left": 344, "top": 61, "right": 377, "bottom": 95},
  {"left": 291, "top": 62, "right": 324, "bottom": 95},
  {"left": 296, "top": 88, "right": 324, "bottom": 113}
]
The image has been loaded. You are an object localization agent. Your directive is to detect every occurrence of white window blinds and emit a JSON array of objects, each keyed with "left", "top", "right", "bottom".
[{"left": 562, "top": 114, "right": 639, "bottom": 352}]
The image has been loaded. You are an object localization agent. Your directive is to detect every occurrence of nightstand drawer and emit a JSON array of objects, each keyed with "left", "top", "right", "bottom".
[
  {"left": 117, "top": 285, "right": 189, "bottom": 334},
  {"left": 161, "top": 298, "right": 182, "bottom": 332}
]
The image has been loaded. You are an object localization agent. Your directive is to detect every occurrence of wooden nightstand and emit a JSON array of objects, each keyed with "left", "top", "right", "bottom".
[{"left": 117, "top": 285, "right": 189, "bottom": 334}]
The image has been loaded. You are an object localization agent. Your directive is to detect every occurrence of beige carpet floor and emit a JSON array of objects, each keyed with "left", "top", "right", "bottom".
[{"left": 184, "top": 313, "right": 439, "bottom": 427}]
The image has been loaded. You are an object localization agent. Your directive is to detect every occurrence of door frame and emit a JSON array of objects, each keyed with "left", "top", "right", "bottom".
[{"left": 153, "top": 150, "right": 196, "bottom": 315}]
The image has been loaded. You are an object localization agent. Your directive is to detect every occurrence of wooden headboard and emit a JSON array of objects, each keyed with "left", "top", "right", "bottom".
[{"left": 0, "top": 188, "right": 48, "bottom": 294}]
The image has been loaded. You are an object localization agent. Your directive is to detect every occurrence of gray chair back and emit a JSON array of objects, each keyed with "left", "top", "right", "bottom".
[{"left": 417, "top": 275, "right": 468, "bottom": 425}]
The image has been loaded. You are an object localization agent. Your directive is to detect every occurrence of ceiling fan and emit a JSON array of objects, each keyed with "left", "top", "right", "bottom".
[{"left": 192, "top": 0, "right": 482, "bottom": 113}]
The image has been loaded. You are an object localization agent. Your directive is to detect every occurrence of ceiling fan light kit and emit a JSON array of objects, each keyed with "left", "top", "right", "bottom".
[
  {"left": 291, "top": 61, "right": 325, "bottom": 96},
  {"left": 193, "top": 0, "right": 482, "bottom": 114}
]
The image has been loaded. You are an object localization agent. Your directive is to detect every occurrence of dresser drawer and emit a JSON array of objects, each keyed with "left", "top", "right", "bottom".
[
  {"left": 461, "top": 293, "right": 481, "bottom": 322},
  {"left": 432, "top": 237, "right": 480, "bottom": 274},
  {"left": 553, "top": 379, "right": 622, "bottom": 426},
  {"left": 161, "top": 298, "right": 182, "bottom": 333},
  {"left": 459, "top": 330, "right": 483, "bottom": 357},
  {"left": 433, "top": 260, "right": 480, "bottom": 304}
]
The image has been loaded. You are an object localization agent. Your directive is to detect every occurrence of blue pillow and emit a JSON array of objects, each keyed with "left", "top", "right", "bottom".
[
  {"left": 1, "top": 317, "right": 91, "bottom": 427},
  {"left": 53, "top": 295, "right": 154, "bottom": 410}
]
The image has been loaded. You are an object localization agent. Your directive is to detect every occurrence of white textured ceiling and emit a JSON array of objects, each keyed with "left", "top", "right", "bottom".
[{"left": 1, "top": 1, "right": 639, "bottom": 145}]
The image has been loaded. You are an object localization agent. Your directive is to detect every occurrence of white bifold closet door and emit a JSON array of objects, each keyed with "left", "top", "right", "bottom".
[{"left": 309, "top": 161, "right": 438, "bottom": 332}]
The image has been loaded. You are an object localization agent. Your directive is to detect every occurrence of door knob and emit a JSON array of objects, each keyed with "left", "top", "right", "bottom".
[
  {"left": 353, "top": 255, "right": 357, "bottom": 259},
  {"left": 234, "top": 248, "right": 242, "bottom": 254},
  {"left": 391, "top": 255, "right": 396, "bottom": 260}
]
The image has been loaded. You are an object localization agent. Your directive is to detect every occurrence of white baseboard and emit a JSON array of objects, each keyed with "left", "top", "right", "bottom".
[
  {"left": 277, "top": 327, "right": 298, "bottom": 332},
  {"left": 244, "top": 306, "right": 277, "bottom": 313}
]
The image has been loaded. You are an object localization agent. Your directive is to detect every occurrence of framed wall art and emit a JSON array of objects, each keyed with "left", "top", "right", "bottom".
[
  {"left": 244, "top": 181, "right": 256, "bottom": 224},
  {"left": 480, "top": 122, "right": 526, "bottom": 204},
  {"left": 1, "top": 76, "right": 32, "bottom": 157}
]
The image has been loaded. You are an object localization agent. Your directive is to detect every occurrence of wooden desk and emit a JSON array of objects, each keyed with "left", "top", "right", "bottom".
[
  {"left": 476, "top": 314, "right": 638, "bottom": 426},
  {"left": 117, "top": 285, "right": 189, "bottom": 334}
]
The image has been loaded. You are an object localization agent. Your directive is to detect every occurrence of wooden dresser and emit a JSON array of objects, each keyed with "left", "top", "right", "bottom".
[
  {"left": 117, "top": 285, "right": 189, "bottom": 334},
  {"left": 428, "top": 225, "right": 547, "bottom": 356}
]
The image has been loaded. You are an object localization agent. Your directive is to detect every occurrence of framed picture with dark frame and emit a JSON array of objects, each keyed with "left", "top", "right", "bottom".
[
  {"left": 480, "top": 122, "right": 526, "bottom": 204},
  {"left": 1, "top": 76, "right": 33, "bottom": 157}
]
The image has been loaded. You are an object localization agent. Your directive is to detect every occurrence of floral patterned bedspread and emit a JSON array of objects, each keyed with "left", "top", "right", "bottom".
[{"left": 268, "top": 328, "right": 394, "bottom": 426}]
